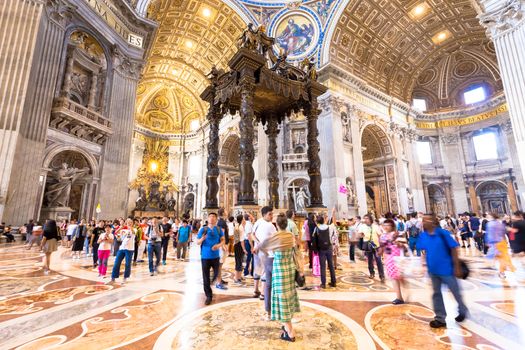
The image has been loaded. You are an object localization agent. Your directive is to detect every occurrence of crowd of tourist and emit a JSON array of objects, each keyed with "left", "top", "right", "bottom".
[{"left": 6, "top": 207, "right": 525, "bottom": 341}]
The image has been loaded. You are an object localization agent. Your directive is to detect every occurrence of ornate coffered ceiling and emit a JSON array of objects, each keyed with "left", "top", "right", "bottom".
[
  {"left": 135, "top": 0, "right": 504, "bottom": 134},
  {"left": 329, "top": 0, "right": 500, "bottom": 103},
  {"left": 137, "top": 0, "right": 247, "bottom": 133},
  {"left": 412, "top": 41, "right": 502, "bottom": 111}
]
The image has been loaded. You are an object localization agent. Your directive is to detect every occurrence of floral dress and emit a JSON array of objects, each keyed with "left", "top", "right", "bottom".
[{"left": 380, "top": 232, "right": 402, "bottom": 280}]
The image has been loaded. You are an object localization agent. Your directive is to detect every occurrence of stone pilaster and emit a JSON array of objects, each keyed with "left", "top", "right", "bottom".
[
  {"left": 97, "top": 49, "right": 142, "bottom": 219},
  {"left": 439, "top": 131, "right": 470, "bottom": 213},
  {"left": 0, "top": 0, "right": 72, "bottom": 224},
  {"left": 317, "top": 93, "right": 347, "bottom": 214},
  {"left": 479, "top": 0, "right": 525, "bottom": 187}
]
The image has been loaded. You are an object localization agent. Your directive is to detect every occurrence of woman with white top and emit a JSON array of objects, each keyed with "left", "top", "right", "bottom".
[
  {"left": 97, "top": 225, "right": 114, "bottom": 278},
  {"left": 109, "top": 218, "right": 135, "bottom": 284}
]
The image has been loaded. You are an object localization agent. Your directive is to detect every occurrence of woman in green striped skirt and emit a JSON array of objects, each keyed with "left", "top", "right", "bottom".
[{"left": 259, "top": 213, "right": 300, "bottom": 342}]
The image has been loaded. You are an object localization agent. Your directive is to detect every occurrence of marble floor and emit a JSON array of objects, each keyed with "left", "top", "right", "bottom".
[{"left": 0, "top": 242, "right": 524, "bottom": 350}]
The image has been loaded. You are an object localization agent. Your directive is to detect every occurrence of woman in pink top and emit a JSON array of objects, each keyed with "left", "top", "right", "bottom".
[
  {"left": 97, "top": 225, "right": 114, "bottom": 278},
  {"left": 380, "top": 219, "right": 406, "bottom": 305}
]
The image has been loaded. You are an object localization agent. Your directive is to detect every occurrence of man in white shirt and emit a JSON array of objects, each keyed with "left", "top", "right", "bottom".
[
  {"left": 253, "top": 206, "right": 276, "bottom": 317},
  {"left": 66, "top": 220, "right": 78, "bottom": 249}
]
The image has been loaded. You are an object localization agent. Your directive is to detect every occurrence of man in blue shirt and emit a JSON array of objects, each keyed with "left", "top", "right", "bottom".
[
  {"left": 417, "top": 214, "right": 468, "bottom": 328},
  {"left": 176, "top": 220, "right": 191, "bottom": 260},
  {"left": 197, "top": 213, "right": 225, "bottom": 305}
]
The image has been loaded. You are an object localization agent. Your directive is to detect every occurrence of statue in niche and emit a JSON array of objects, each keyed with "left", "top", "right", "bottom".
[
  {"left": 292, "top": 129, "right": 306, "bottom": 148},
  {"left": 70, "top": 72, "right": 89, "bottom": 94},
  {"left": 406, "top": 188, "right": 414, "bottom": 212},
  {"left": 183, "top": 194, "right": 195, "bottom": 217},
  {"left": 148, "top": 182, "right": 161, "bottom": 209},
  {"left": 346, "top": 177, "right": 356, "bottom": 206},
  {"left": 45, "top": 163, "right": 90, "bottom": 207},
  {"left": 159, "top": 185, "right": 169, "bottom": 211},
  {"left": 295, "top": 187, "right": 310, "bottom": 213},
  {"left": 135, "top": 185, "right": 147, "bottom": 211},
  {"left": 167, "top": 198, "right": 176, "bottom": 212}
]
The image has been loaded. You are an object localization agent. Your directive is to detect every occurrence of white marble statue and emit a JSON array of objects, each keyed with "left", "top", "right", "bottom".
[
  {"left": 295, "top": 187, "right": 309, "bottom": 212},
  {"left": 46, "top": 163, "right": 90, "bottom": 207}
]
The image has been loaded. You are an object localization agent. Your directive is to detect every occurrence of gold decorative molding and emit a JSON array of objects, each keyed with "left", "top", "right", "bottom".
[{"left": 415, "top": 103, "right": 508, "bottom": 129}]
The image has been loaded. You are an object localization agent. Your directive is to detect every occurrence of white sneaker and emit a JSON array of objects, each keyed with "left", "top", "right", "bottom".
[{"left": 122, "top": 278, "right": 128, "bottom": 284}]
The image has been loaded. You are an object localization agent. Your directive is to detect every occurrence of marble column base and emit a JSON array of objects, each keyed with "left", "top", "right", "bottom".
[
  {"left": 306, "top": 207, "right": 329, "bottom": 216},
  {"left": 40, "top": 207, "right": 75, "bottom": 221},
  {"left": 232, "top": 205, "right": 260, "bottom": 219}
]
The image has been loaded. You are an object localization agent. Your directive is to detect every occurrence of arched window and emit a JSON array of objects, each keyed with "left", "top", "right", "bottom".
[
  {"left": 472, "top": 130, "right": 498, "bottom": 160},
  {"left": 463, "top": 84, "right": 486, "bottom": 105},
  {"left": 416, "top": 140, "right": 432, "bottom": 165},
  {"left": 412, "top": 98, "right": 427, "bottom": 112}
]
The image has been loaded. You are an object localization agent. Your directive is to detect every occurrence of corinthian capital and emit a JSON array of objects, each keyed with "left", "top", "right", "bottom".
[
  {"left": 479, "top": 0, "right": 525, "bottom": 38},
  {"left": 111, "top": 45, "right": 143, "bottom": 80},
  {"left": 318, "top": 94, "right": 345, "bottom": 114},
  {"left": 45, "top": 0, "right": 76, "bottom": 27}
]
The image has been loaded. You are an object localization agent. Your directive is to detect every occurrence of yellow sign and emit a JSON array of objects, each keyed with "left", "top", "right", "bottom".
[
  {"left": 85, "top": 0, "right": 144, "bottom": 48},
  {"left": 415, "top": 104, "right": 508, "bottom": 129}
]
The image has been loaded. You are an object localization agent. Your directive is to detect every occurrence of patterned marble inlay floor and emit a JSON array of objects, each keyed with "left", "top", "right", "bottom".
[{"left": 0, "top": 243, "right": 524, "bottom": 349}]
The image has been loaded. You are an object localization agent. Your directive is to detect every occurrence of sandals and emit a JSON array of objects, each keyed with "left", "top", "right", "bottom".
[
  {"left": 252, "top": 291, "right": 261, "bottom": 298},
  {"left": 280, "top": 328, "right": 296, "bottom": 342}
]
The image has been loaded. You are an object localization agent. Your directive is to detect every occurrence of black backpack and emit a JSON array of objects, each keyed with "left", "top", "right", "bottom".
[
  {"left": 313, "top": 227, "right": 331, "bottom": 251},
  {"left": 408, "top": 222, "right": 420, "bottom": 238}
]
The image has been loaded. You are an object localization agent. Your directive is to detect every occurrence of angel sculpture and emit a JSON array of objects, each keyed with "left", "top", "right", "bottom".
[
  {"left": 300, "top": 57, "right": 318, "bottom": 81},
  {"left": 238, "top": 23, "right": 258, "bottom": 50}
]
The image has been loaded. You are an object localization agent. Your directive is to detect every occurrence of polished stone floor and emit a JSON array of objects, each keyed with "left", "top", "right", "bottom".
[{"left": 0, "top": 241, "right": 524, "bottom": 350}]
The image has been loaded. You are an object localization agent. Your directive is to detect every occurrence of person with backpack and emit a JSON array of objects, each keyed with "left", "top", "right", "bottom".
[
  {"left": 71, "top": 219, "right": 87, "bottom": 259},
  {"left": 145, "top": 217, "right": 163, "bottom": 276},
  {"left": 469, "top": 213, "right": 483, "bottom": 252},
  {"left": 312, "top": 215, "right": 336, "bottom": 288},
  {"left": 196, "top": 212, "right": 225, "bottom": 305},
  {"left": 406, "top": 213, "right": 422, "bottom": 256}
]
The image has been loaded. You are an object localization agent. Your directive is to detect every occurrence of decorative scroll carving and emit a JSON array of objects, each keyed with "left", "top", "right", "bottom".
[
  {"left": 440, "top": 133, "right": 459, "bottom": 144},
  {"left": 45, "top": 0, "right": 75, "bottom": 27},
  {"left": 500, "top": 118, "right": 513, "bottom": 134},
  {"left": 112, "top": 45, "right": 143, "bottom": 80}
]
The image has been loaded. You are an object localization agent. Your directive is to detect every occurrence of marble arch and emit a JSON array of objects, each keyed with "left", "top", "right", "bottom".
[
  {"left": 219, "top": 134, "right": 240, "bottom": 169},
  {"left": 360, "top": 123, "right": 393, "bottom": 159},
  {"left": 43, "top": 145, "right": 100, "bottom": 179}
]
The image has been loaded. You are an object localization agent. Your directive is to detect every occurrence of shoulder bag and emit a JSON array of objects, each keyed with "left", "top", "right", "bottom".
[{"left": 438, "top": 231, "right": 469, "bottom": 279}]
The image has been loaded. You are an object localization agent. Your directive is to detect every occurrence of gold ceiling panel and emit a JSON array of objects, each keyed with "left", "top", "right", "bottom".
[
  {"left": 138, "top": 0, "right": 246, "bottom": 134},
  {"left": 330, "top": 0, "right": 494, "bottom": 103}
]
